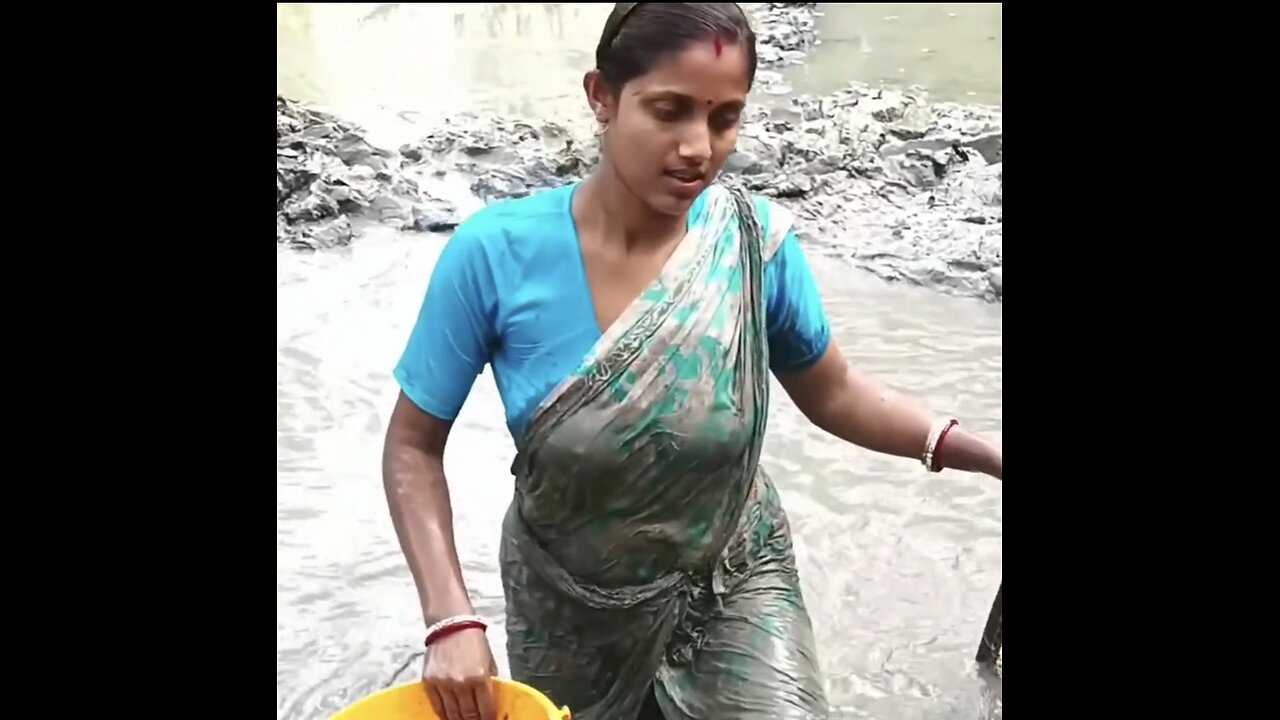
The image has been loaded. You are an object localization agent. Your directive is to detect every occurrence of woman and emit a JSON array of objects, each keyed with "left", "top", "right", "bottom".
[{"left": 382, "top": 4, "right": 1002, "bottom": 720}]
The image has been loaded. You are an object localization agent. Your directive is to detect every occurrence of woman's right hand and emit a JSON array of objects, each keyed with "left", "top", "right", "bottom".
[{"left": 422, "top": 627, "right": 499, "bottom": 720}]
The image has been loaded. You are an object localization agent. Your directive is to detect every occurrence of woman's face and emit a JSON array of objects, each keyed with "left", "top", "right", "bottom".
[{"left": 589, "top": 40, "right": 750, "bottom": 216}]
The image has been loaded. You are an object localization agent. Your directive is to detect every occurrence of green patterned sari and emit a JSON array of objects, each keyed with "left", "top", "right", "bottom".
[{"left": 499, "top": 183, "right": 829, "bottom": 720}]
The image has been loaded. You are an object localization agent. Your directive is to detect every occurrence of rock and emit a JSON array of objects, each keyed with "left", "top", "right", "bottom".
[
  {"left": 987, "top": 267, "right": 1003, "bottom": 297},
  {"left": 711, "top": 79, "right": 1005, "bottom": 300},
  {"left": 399, "top": 144, "right": 424, "bottom": 162},
  {"left": 754, "top": 3, "right": 820, "bottom": 62},
  {"left": 728, "top": 134, "right": 782, "bottom": 175},
  {"left": 282, "top": 183, "right": 340, "bottom": 223},
  {"left": 276, "top": 96, "right": 426, "bottom": 249},
  {"left": 296, "top": 215, "right": 354, "bottom": 250},
  {"left": 413, "top": 198, "right": 460, "bottom": 232},
  {"left": 724, "top": 150, "right": 763, "bottom": 175},
  {"left": 369, "top": 195, "right": 415, "bottom": 227}
]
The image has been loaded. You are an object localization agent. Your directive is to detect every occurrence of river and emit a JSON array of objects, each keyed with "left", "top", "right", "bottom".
[{"left": 276, "top": 4, "right": 1002, "bottom": 720}]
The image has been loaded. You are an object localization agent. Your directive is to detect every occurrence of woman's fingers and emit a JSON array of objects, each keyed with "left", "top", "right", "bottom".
[
  {"left": 441, "top": 680, "right": 493, "bottom": 720},
  {"left": 425, "top": 685, "right": 447, "bottom": 720},
  {"left": 440, "top": 685, "right": 468, "bottom": 720},
  {"left": 473, "top": 680, "right": 497, "bottom": 720},
  {"left": 420, "top": 628, "right": 496, "bottom": 720}
]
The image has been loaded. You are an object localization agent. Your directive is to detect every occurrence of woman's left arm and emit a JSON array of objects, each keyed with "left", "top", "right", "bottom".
[
  {"left": 777, "top": 343, "right": 1002, "bottom": 480},
  {"left": 754, "top": 202, "right": 999, "bottom": 480}
]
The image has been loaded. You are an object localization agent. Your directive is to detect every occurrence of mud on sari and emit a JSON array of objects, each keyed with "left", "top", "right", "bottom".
[{"left": 500, "top": 183, "right": 829, "bottom": 720}]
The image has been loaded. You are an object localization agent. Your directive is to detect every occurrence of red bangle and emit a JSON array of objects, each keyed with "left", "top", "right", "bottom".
[
  {"left": 931, "top": 420, "right": 958, "bottom": 472},
  {"left": 425, "top": 619, "right": 486, "bottom": 647}
]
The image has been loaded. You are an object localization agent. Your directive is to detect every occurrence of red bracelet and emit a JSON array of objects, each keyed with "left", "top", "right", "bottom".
[
  {"left": 425, "top": 621, "right": 486, "bottom": 647},
  {"left": 424, "top": 614, "right": 488, "bottom": 647},
  {"left": 931, "top": 420, "right": 958, "bottom": 472}
]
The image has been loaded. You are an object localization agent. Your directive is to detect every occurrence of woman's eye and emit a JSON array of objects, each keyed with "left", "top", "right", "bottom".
[
  {"left": 713, "top": 113, "right": 741, "bottom": 130},
  {"left": 653, "top": 105, "right": 682, "bottom": 121}
]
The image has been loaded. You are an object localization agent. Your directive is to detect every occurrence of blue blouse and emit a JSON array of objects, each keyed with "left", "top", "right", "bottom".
[{"left": 394, "top": 182, "right": 831, "bottom": 441}]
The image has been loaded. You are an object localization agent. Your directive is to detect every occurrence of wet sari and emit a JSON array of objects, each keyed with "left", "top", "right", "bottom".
[{"left": 498, "top": 183, "right": 830, "bottom": 720}]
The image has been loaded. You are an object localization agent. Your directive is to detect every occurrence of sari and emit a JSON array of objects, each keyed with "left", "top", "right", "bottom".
[{"left": 499, "top": 183, "right": 830, "bottom": 720}]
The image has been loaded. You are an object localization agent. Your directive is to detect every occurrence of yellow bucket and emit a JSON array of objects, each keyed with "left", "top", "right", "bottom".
[{"left": 331, "top": 678, "right": 571, "bottom": 720}]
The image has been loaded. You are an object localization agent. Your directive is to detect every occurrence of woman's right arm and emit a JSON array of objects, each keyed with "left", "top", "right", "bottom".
[
  {"left": 384, "top": 215, "right": 499, "bottom": 618},
  {"left": 383, "top": 395, "right": 498, "bottom": 720},
  {"left": 382, "top": 216, "right": 502, "bottom": 720},
  {"left": 382, "top": 394, "right": 477, "bottom": 629}
]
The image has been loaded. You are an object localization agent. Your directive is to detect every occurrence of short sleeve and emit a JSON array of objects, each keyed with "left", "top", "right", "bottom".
[
  {"left": 392, "top": 219, "right": 499, "bottom": 422},
  {"left": 764, "top": 228, "right": 832, "bottom": 373}
]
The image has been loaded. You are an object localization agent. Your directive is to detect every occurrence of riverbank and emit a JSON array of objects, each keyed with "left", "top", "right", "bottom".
[{"left": 276, "top": 3, "right": 1002, "bottom": 302}]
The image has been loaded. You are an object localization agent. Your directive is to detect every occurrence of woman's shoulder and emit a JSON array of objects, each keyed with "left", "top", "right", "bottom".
[
  {"left": 703, "top": 182, "right": 794, "bottom": 226},
  {"left": 448, "top": 183, "right": 578, "bottom": 251},
  {"left": 433, "top": 185, "right": 579, "bottom": 287},
  {"left": 712, "top": 183, "right": 797, "bottom": 263}
]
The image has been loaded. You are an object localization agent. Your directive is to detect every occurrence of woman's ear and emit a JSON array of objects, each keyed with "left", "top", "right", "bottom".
[{"left": 583, "top": 70, "right": 613, "bottom": 127}]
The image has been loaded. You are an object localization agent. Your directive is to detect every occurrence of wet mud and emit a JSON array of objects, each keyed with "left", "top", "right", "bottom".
[{"left": 276, "top": 2, "right": 1002, "bottom": 302}]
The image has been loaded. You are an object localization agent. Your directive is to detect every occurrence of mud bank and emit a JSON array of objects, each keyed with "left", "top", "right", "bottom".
[
  {"left": 740, "top": 85, "right": 1003, "bottom": 301},
  {"left": 751, "top": 2, "right": 820, "bottom": 95},
  {"left": 276, "top": 3, "right": 1002, "bottom": 302},
  {"left": 276, "top": 97, "right": 458, "bottom": 250}
]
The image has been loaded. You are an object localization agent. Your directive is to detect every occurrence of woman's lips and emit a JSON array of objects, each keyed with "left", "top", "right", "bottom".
[{"left": 663, "top": 169, "right": 706, "bottom": 198}]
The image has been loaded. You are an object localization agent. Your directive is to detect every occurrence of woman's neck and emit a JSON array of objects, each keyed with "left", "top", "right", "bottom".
[{"left": 577, "top": 166, "right": 687, "bottom": 252}]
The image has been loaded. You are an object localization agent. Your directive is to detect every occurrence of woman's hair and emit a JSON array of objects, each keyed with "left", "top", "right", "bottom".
[{"left": 594, "top": 3, "right": 758, "bottom": 94}]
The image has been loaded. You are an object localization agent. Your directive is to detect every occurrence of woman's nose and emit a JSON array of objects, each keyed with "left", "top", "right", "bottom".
[{"left": 677, "top": 123, "right": 712, "bottom": 163}]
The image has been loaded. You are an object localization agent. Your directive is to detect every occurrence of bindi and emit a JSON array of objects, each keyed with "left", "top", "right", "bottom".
[{"left": 713, "top": 36, "right": 723, "bottom": 57}]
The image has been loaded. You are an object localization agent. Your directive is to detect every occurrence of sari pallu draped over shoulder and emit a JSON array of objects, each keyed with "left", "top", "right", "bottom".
[{"left": 499, "top": 184, "right": 830, "bottom": 720}]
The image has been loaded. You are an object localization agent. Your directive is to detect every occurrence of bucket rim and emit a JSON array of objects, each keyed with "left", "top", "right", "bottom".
[{"left": 330, "top": 677, "right": 570, "bottom": 720}]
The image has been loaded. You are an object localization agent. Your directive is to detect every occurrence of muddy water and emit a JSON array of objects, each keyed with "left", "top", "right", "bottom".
[
  {"left": 275, "top": 2, "right": 617, "bottom": 146},
  {"left": 784, "top": 3, "right": 1002, "bottom": 105},
  {"left": 277, "top": 4, "right": 1002, "bottom": 719}
]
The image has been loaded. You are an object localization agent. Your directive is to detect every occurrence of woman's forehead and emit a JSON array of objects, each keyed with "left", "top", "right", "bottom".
[{"left": 630, "top": 41, "right": 751, "bottom": 102}]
